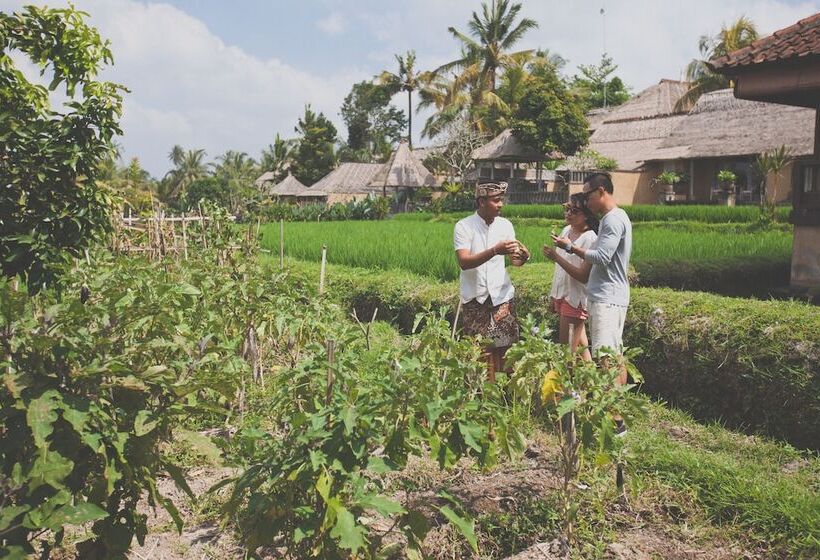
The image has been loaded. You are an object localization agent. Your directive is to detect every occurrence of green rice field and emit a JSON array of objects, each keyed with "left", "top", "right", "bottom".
[{"left": 260, "top": 219, "right": 792, "bottom": 283}]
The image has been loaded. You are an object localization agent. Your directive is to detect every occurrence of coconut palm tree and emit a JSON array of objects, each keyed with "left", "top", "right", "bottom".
[
  {"left": 164, "top": 147, "right": 207, "bottom": 201},
  {"left": 260, "top": 134, "right": 295, "bottom": 183},
  {"left": 379, "top": 50, "right": 420, "bottom": 148},
  {"left": 676, "top": 16, "right": 759, "bottom": 111},
  {"left": 417, "top": 72, "right": 471, "bottom": 138},
  {"left": 437, "top": 0, "right": 537, "bottom": 101}
]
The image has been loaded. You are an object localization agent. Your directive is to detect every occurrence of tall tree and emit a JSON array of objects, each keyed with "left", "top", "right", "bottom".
[
  {"left": 511, "top": 61, "right": 589, "bottom": 157},
  {"left": 570, "top": 54, "right": 631, "bottom": 111},
  {"left": 290, "top": 105, "right": 338, "bottom": 185},
  {"left": 417, "top": 72, "right": 471, "bottom": 139},
  {"left": 676, "top": 16, "right": 759, "bottom": 111},
  {"left": 436, "top": 0, "right": 538, "bottom": 110},
  {"left": 1, "top": 5, "right": 126, "bottom": 290},
  {"left": 260, "top": 134, "right": 295, "bottom": 183},
  {"left": 339, "top": 81, "right": 407, "bottom": 162},
  {"left": 379, "top": 50, "right": 421, "bottom": 147},
  {"left": 162, "top": 147, "right": 208, "bottom": 204}
]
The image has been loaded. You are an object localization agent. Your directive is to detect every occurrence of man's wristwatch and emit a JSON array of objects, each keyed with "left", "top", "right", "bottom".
[{"left": 565, "top": 242, "right": 574, "bottom": 254}]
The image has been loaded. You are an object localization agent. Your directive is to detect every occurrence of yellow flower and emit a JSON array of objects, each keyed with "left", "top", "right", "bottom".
[{"left": 540, "top": 370, "right": 562, "bottom": 403}]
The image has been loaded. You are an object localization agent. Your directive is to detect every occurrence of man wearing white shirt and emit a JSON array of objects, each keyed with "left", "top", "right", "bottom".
[{"left": 454, "top": 182, "right": 530, "bottom": 380}]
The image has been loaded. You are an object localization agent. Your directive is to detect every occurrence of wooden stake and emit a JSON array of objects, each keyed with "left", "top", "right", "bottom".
[
  {"left": 181, "top": 212, "right": 188, "bottom": 260},
  {"left": 198, "top": 202, "right": 207, "bottom": 249},
  {"left": 452, "top": 300, "right": 463, "bottom": 340},
  {"left": 325, "top": 339, "right": 336, "bottom": 406},
  {"left": 319, "top": 244, "right": 327, "bottom": 295},
  {"left": 279, "top": 219, "right": 285, "bottom": 269}
]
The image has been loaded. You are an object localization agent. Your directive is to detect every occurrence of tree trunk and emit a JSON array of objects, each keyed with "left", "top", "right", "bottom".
[{"left": 407, "top": 89, "right": 413, "bottom": 149}]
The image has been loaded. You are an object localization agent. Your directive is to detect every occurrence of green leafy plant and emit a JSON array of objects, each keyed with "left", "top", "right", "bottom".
[
  {"left": 0, "top": 5, "right": 127, "bottom": 292},
  {"left": 219, "top": 309, "right": 527, "bottom": 558},
  {"left": 504, "top": 316, "right": 649, "bottom": 550},
  {"left": 754, "top": 145, "right": 793, "bottom": 225},
  {"left": 655, "top": 171, "right": 682, "bottom": 186},
  {"left": 717, "top": 169, "right": 737, "bottom": 184}
]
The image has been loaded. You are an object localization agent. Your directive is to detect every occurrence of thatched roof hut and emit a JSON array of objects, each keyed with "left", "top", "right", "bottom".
[
  {"left": 254, "top": 171, "right": 277, "bottom": 191},
  {"left": 471, "top": 128, "right": 545, "bottom": 163},
  {"left": 369, "top": 140, "right": 437, "bottom": 192},
  {"left": 311, "top": 163, "right": 384, "bottom": 195},
  {"left": 587, "top": 80, "right": 690, "bottom": 170},
  {"left": 269, "top": 173, "right": 326, "bottom": 199},
  {"left": 646, "top": 89, "right": 816, "bottom": 161}
]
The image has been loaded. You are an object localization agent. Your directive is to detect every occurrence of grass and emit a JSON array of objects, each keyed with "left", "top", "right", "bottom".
[
  {"left": 395, "top": 204, "right": 792, "bottom": 223},
  {"left": 629, "top": 404, "right": 820, "bottom": 557},
  {"left": 260, "top": 220, "right": 792, "bottom": 285}
]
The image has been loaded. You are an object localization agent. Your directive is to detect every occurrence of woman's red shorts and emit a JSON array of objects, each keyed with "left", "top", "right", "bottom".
[{"left": 551, "top": 297, "right": 588, "bottom": 320}]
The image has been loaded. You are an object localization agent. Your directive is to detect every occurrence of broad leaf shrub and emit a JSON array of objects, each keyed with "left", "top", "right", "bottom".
[
  {"left": 0, "top": 6, "right": 126, "bottom": 292},
  {"left": 284, "top": 258, "right": 820, "bottom": 450},
  {"left": 220, "top": 309, "right": 527, "bottom": 558},
  {"left": 0, "top": 235, "right": 329, "bottom": 557}
]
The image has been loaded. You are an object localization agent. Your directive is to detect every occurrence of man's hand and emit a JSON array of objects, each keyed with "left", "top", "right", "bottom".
[
  {"left": 510, "top": 241, "right": 530, "bottom": 266},
  {"left": 550, "top": 234, "right": 572, "bottom": 251},
  {"left": 494, "top": 240, "right": 520, "bottom": 256}
]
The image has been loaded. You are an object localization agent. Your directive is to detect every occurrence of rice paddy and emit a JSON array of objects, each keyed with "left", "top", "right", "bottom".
[{"left": 260, "top": 218, "right": 792, "bottom": 282}]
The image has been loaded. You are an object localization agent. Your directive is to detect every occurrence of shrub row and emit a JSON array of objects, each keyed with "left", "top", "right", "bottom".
[
  {"left": 282, "top": 258, "right": 819, "bottom": 449},
  {"left": 395, "top": 204, "right": 792, "bottom": 223}
]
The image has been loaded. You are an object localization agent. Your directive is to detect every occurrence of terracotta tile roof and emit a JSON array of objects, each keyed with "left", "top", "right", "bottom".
[{"left": 712, "top": 12, "right": 820, "bottom": 70}]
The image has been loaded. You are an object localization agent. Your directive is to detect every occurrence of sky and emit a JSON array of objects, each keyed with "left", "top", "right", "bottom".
[{"left": 5, "top": 0, "right": 820, "bottom": 177}]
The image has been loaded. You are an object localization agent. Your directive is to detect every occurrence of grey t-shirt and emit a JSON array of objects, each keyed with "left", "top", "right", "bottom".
[{"left": 584, "top": 207, "right": 632, "bottom": 306}]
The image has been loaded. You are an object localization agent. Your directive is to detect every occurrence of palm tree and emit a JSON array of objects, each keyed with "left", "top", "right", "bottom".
[
  {"left": 676, "top": 16, "right": 759, "bottom": 111},
  {"left": 437, "top": 0, "right": 537, "bottom": 101},
  {"left": 379, "top": 50, "right": 420, "bottom": 148},
  {"left": 417, "top": 72, "right": 471, "bottom": 138},
  {"left": 164, "top": 147, "right": 207, "bottom": 201},
  {"left": 260, "top": 134, "right": 295, "bottom": 183}
]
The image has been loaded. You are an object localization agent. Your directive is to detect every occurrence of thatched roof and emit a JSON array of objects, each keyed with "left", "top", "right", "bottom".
[
  {"left": 586, "top": 80, "right": 690, "bottom": 170},
  {"left": 254, "top": 171, "right": 276, "bottom": 190},
  {"left": 646, "top": 89, "right": 816, "bottom": 161},
  {"left": 311, "top": 163, "right": 384, "bottom": 194},
  {"left": 269, "top": 173, "right": 326, "bottom": 198},
  {"left": 601, "top": 80, "right": 689, "bottom": 123},
  {"left": 471, "top": 129, "right": 545, "bottom": 162},
  {"left": 369, "top": 140, "right": 437, "bottom": 188},
  {"left": 586, "top": 108, "right": 612, "bottom": 133}
]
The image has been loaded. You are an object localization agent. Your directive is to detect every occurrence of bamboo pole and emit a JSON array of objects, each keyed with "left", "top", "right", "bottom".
[
  {"left": 181, "top": 212, "right": 188, "bottom": 260},
  {"left": 319, "top": 244, "right": 327, "bottom": 295},
  {"left": 279, "top": 219, "right": 284, "bottom": 269},
  {"left": 325, "top": 339, "right": 336, "bottom": 406},
  {"left": 198, "top": 202, "right": 207, "bottom": 249}
]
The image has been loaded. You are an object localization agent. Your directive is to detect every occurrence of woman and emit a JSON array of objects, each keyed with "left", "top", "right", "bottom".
[{"left": 543, "top": 194, "right": 599, "bottom": 361}]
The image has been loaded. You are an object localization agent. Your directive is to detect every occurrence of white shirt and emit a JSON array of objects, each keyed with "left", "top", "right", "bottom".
[
  {"left": 454, "top": 213, "right": 516, "bottom": 305},
  {"left": 549, "top": 226, "right": 597, "bottom": 310}
]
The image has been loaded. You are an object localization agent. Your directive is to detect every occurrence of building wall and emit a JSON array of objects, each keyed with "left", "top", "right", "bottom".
[
  {"left": 326, "top": 193, "right": 371, "bottom": 205},
  {"left": 791, "top": 225, "right": 820, "bottom": 288}
]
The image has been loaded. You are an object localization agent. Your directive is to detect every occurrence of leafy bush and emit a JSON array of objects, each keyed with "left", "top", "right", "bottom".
[
  {"left": 283, "top": 259, "right": 820, "bottom": 450},
  {"left": 221, "top": 310, "right": 527, "bottom": 557},
  {"left": 255, "top": 197, "right": 390, "bottom": 223},
  {"left": 1, "top": 6, "right": 126, "bottom": 291}
]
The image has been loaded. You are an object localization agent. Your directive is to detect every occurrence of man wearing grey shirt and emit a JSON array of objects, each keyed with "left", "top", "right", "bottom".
[{"left": 550, "top": 172, "right": 632, "bottom": 383}]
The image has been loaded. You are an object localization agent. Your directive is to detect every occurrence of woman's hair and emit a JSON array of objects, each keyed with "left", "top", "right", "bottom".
[{"left": 569, "top": 193, "right": 599, "bottom": 234}]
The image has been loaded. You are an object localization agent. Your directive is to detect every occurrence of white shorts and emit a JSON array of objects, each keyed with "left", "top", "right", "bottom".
[{"left": 588, "top": 301, "right": 627, "bottom": 355}]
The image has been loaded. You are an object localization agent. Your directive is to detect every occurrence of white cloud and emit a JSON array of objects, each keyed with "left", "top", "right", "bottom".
[
  {"left": 4, "top": 0, "right": 358, "bottom": 177},
  {"left": 317, "top": 12, "right": 346, "bottom": 35},
  {"left": 4, "top": 0, "right": 818, "bottom": 171}
]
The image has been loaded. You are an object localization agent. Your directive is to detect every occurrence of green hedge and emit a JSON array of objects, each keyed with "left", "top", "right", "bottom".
[
  {"left": 281, "top": 257, "right": 819, "bottom": 450},
  {"left": 395, "top": 204, "right": 792, "bottom": 223}
]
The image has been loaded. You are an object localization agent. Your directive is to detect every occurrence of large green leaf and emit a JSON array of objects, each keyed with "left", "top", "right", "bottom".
[
  {"left": 329, "top": 506, "right": 367, "bottom": 553},
  {"left": 26, "top": 390, "right": 62, "bottom": 449},
  {"left": 44, "top": 502, "right": 108, "bottom": 530},
  {"left": 439, "top": 505, "right": 478, "bottom": 553}
]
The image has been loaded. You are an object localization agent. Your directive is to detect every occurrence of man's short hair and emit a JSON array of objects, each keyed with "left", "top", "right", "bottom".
[{"left": 583, "top": 172, "right": 614, "bottom": 194}]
